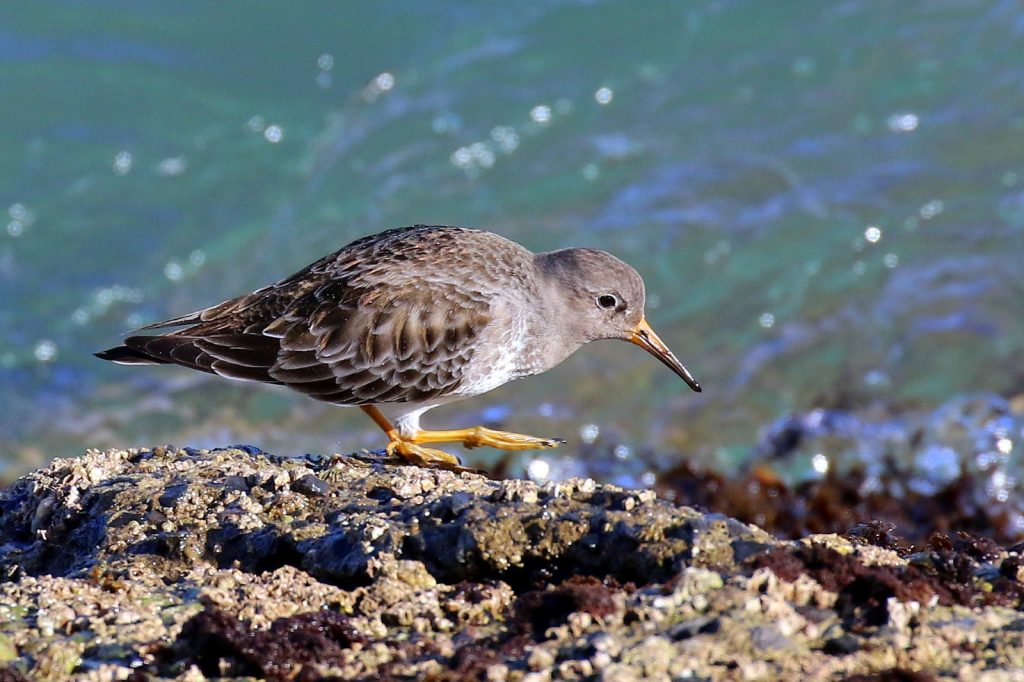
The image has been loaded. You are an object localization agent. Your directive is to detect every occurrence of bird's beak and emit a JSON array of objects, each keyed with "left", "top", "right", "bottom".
[{"left": 629, "top": 318, "right": 702, "bottom": 392}]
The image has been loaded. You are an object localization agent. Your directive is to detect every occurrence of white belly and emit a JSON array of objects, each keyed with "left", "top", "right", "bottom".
[{"left": 454, "top": 308, "right": 531, "bottom": 397}]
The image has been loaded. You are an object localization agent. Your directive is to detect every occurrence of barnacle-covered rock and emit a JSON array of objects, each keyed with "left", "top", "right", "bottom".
[{"left": 1, "top": 446, "right": 1022, "bottom": 680}]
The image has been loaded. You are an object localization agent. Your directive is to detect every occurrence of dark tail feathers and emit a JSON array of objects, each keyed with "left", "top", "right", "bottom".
[{"left": 94, "top": 345, "right": 168, "bottom": 365}]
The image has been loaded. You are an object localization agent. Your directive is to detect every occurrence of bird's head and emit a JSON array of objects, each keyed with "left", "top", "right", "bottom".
[{"left": 536, "top": 248, "right": 701, "bottom": 392}]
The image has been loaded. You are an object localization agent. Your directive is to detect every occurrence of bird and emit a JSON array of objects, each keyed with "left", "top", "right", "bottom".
[{"left": 96, "top": 225, "right": 701, "bottom": 470}]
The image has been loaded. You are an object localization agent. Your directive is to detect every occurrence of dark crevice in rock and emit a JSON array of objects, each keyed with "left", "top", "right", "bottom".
[{"left": 841, "top": 669, "right": 938, "bottom": 682}]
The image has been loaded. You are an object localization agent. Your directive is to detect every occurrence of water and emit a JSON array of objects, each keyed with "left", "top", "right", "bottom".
[{"left": 2, "top": 1, "right": 1024, "bottom": 482}]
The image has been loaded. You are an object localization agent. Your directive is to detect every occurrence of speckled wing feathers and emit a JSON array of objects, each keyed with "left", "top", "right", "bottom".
[
  {"left": 120, "top": 226, "right": 525, "bottom": 406},
  {"left": 262, "top": 286, "right": 490, "bottom": 404}
]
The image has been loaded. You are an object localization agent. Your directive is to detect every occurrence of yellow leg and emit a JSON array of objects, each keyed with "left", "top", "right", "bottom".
[
  {"left": 360, "top": 406, "right": 462, "bottom": 468},
  {"left": 360, "top": 406, "right": 563, "bottom": 471},
  {"left": 386, "top": 440, "right": 464, "bottom": 467},
  {"left": 411, "top": 426, "right": 563, "bottom": 450}
]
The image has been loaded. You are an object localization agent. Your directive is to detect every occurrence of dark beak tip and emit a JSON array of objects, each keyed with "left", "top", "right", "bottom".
[{"left": 630, "top": 325, "right": 703, "bottom": 394}]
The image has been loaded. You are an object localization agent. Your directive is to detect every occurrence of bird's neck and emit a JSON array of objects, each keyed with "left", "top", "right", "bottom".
[{"left": 523, "top": 252, "right": 592, "bottom": 373}]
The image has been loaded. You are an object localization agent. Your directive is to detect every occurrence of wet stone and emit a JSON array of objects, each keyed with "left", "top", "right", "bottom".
[
  {"left": 158, "top": 483, "right": 189, "bottom": 508},
  {"left": 0, "top": 446, "right": 1022, "bottom": 680},
  {"left": 824, "top": 633, "right": 862, "bottom": 655},
  {"left": 291, "top": 474, "right": 329, "bottom": 497},
  {"left": 750, "top": 625, "right": 790, "bottom": 651},
  {"left": 219, "top": 475, "right": 250, "bottom": 492},
  {"left": 668, "top": 615, "right": 720, "bottom": 640}
]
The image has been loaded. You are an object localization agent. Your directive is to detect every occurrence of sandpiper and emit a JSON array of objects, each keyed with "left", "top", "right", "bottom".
[{"left": 97, "top": 225, "right": 701, "bottom": 469}]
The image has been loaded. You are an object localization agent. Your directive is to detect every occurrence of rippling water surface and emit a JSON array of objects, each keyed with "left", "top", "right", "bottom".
[{"left": 2, "top": 2, "right": 1023, "bottom": 485}]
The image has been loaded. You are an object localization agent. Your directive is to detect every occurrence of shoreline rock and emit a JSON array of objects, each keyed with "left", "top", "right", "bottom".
[{"left": 1, "top": 447, "right": 1022, "bottom": 680}]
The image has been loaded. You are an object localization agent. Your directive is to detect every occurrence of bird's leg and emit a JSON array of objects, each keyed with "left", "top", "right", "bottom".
[
  {"left": 360, "top": 406, "right": 563, "bottom": 469},
  {"left": 409, "top": 426, "right": 565, "bottom": 451},
  {"left": 360, "top": 406, "right": 463, "bottom": 469}
]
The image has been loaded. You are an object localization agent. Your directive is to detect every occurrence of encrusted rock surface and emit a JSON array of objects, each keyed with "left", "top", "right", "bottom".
[{"left": 1, "top": 446, "right": 1023, "bottom": 680}]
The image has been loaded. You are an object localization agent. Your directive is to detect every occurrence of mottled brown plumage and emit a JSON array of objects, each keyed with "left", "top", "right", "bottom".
[{"left": 97, "top": 225, "right": 700, "bottom": 469}]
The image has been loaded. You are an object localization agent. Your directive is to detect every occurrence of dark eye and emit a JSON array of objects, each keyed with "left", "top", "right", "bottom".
[{"left": 596, "top": 294, "right": 618, "bottom": 310}]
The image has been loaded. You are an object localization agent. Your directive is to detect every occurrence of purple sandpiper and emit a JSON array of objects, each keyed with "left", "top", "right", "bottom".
[{"left": 97, "top": 225, "right": 701, "bottom": 469}]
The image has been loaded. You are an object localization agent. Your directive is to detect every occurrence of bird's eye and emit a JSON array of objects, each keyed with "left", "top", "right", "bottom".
[{"left": 596, "top": 294, "right": 618, "bottom": 310}]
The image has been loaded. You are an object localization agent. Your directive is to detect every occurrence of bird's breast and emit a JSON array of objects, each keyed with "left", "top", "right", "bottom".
[{"left": 451, "top": 307, "right": 542, "bottom": 397}]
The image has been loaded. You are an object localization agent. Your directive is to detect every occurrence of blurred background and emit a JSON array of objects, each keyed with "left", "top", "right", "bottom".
[{"left": 2, "top": 1, "right": 1024, "bottom": 536}]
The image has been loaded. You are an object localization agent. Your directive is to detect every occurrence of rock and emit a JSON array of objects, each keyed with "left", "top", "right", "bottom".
[
  {"left": 0, "top": 446, "right": 1023, "bottom": 679},
  {"left": 0, "top": 636, "right": 15, "bottom": 665},
  {"left": 749, "top": 625, "right": 790, "bottom": 651},
  {"left": 824, "top": 633, "right": 861, "bottom": 655},
  {"left": 291, "top": 473, "right": 329, "bottom": 497},
  {"left": 668, "top": 615, "right": 720, "bottom": 640}
]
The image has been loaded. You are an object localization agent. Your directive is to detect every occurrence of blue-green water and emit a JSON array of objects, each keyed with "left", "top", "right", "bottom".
[{"left": 3, "top": 2, "right": 1024, "bottom": 483}]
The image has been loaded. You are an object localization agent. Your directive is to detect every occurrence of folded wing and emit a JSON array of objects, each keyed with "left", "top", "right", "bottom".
[{"left": 107, "top": 278, "right": 491, "bottom": 405}]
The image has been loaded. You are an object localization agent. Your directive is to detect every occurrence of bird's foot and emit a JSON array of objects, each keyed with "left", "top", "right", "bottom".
[
  {"left": 385, "top": 439, "right": 480, "bottom": 473},
  {"left": 412, "top": 426, "right": 565, "bottom": 451}
]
